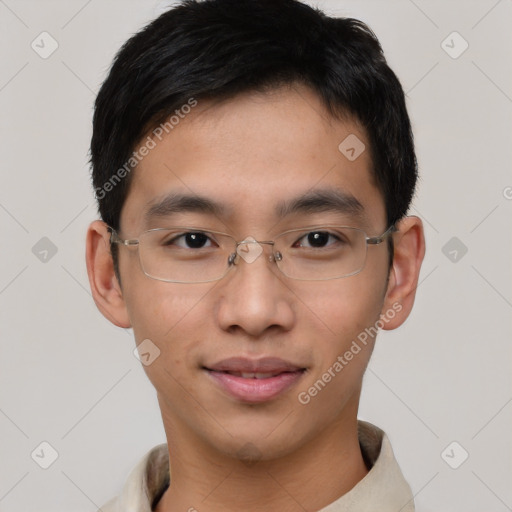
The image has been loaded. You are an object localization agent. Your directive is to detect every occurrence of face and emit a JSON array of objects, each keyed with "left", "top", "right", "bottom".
[{"left": 114, "top": 85, "right": 393, "bottom": 460}]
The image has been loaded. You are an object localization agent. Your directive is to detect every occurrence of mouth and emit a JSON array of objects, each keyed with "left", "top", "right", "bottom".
[
  {"left": 210, "top": 370, "right": 300, "bottom": 379},
  {"left": 203, "top": 357, "right": 307, "bottom": 403}
]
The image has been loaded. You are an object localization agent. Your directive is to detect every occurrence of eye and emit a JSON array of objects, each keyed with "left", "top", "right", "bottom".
[
  {"left": 293, "top": 230, "right": 342, "bottom": 249},
  {"left": 164, "top": 231, "right": 216, "bottom": 249}
]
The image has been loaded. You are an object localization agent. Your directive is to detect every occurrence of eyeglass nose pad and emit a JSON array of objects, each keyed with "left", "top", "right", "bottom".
[{"left": 274, "top": 251, "right": 283, "bottom": 262}]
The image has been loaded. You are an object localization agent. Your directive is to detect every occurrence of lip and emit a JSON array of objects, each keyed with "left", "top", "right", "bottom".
[
  {"left": 203, "top": 357, "right": 306, "bottom": 403},
  {"left": 206, "top": 357, "right": 303, "bottom": 374}
]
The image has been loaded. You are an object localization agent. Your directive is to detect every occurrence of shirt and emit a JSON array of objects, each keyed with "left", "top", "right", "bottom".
[{"left": 99, "top": 420, "right": 414, "bottom": 512}]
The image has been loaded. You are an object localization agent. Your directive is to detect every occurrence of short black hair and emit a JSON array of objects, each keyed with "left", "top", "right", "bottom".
[{"left": 90, "top": 0, "right": 417, "bottom": 282}]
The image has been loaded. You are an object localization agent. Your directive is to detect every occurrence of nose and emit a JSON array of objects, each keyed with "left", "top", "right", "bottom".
[{"left": 216, "top": 241, "right": 295, "bottom": 337}]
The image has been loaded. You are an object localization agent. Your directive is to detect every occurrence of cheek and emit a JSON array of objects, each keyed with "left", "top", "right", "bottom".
[
  {"left": 123, "top": 278, "right": 217, "bottom": 382},
  {"left": 295, "top": 272, "right": 386, "bottom": 349},
  {"left": 123, "top": 282, "right": 220, "bottom": 432},
  {"left": 124, "top": 276, "right": 212, "bottom": 338},
  {"left": 292, "top": 277, "right": 386, "bottom": 423}
]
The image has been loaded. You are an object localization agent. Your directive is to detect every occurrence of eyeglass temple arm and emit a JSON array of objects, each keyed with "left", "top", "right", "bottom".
[
  {"left": 366, "top": 224, "right": 397, "bottom": 245},
  {"left": 107, "top": 227, "right": 140, "bottom": 246}
]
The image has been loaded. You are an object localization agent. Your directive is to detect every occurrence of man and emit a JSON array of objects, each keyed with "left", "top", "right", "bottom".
[{"left": 86, "top": 0, "right": 425, "bottom": 510}]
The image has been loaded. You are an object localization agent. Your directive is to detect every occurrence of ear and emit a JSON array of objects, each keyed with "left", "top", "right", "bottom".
[
  {"left": 85, "top": 220, "right": 131, "bottom": 328},
  {"left": 380, "top": 215, "right": 425, "bottom": 330}
]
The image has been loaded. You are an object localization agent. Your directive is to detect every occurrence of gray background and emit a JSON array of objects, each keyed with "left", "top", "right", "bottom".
[{"left": 1, "top": 0, "right": 511, "bottom": 510}]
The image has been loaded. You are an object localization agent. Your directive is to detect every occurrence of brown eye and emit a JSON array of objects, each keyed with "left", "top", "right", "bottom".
[
  {"left": 295, "top": 231, "right": 340, "bottom": 249},
  {"left": 164, "top": 232, "right": 214, "bottom": 249}
]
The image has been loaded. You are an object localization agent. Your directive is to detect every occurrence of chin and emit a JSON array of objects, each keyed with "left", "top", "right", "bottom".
[{"left": 200, "top": 414, "right": 312, "bottom": 463}]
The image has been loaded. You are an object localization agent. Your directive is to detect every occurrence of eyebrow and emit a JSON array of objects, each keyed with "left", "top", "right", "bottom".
[
  {"left": 143, "top": 188, "right": 366, "bottom": 225},
  {"left": 275, "top": 189, "right": 365, "bottom": 221},
  {"left": 144, "top": 193, "right": 225, "bottom": 225}
]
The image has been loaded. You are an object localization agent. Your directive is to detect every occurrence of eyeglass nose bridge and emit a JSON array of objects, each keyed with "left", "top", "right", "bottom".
[{"left": 227, "top": 239, "right": 282, "bottom": 266}]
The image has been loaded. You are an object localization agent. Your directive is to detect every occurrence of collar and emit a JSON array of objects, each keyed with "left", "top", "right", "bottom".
[{"left": 101, "top": 420, "right": 414, "bottom": 512}]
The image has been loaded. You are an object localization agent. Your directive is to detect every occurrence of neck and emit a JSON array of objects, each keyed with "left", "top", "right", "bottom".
[{"left": 155, "top": 399, "right": 368, "bottom": 512}]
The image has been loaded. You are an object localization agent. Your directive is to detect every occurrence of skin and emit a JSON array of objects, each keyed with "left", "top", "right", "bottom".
[{"left": 86, "top": 84, "right": 425, "bottom": 512}]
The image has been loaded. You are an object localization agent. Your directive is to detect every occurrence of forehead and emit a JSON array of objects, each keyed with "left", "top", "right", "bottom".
[{"left": 121, "top": 85, "right": 385, "bottom": 234}]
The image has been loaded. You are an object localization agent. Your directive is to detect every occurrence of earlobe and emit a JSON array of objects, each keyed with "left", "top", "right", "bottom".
[
  {"left": 381, "top": 215, "right": 425, "bottom": 330},
  {"left": 85, "top": 220, "right": 132, "bottom": 328}
]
